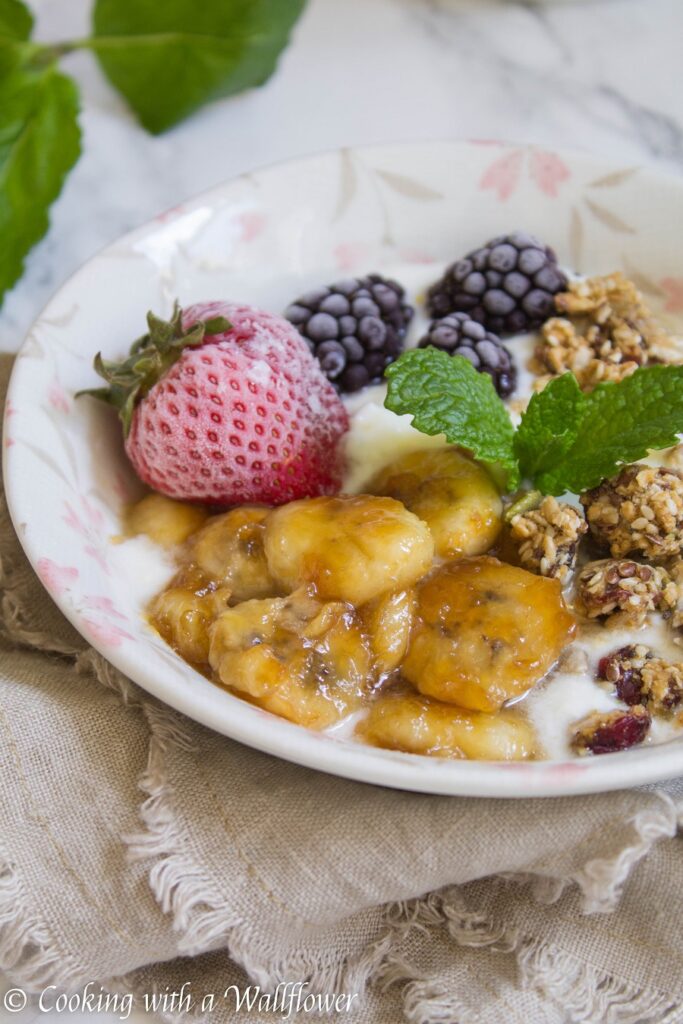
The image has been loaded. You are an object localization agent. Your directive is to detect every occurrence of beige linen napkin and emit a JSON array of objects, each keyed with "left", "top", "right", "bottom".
[{"left": 2, "top": 351, "right": 683, "bottom": 1024}]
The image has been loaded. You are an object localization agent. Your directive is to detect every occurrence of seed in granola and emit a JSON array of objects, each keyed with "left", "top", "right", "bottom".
[
  {"left": 576, "top": 558, "right": 678, "bottom": 626},
  {"left": 509, "top": 496, "right": 587, "bottom": 581},
  {"left": 571, "top": 706, "right": 651, "bottom": 755},
  {"left": 581, "top": 464, "right": 683, "bottom": 561}
]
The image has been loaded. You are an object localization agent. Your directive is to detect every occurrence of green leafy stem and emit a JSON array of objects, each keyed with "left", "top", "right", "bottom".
[
  {"left": 0, "top": 0, "right": 306, "bottom": 307},
  {"left": 385, "top": 347, "right": 683, "bottom": 498}
]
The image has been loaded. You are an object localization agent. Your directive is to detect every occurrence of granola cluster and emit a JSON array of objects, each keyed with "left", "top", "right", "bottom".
[
  {"left": 598, "top": 644, "right": 683, "bottom": 714},
  {"left": 577, "top": 558, "right": 678, "bottom": 626},
  {"left": 533, "top": 273, "right": 679, "bottom": 391},
  {"left": 581, "top": 464, "right": 683, "bottom": 562},
  {"left": 570, "top": 705, "right": 651, "bottom": 755},
  {"left": 509, "top": 496, "right": 587, "bottom": 580}
]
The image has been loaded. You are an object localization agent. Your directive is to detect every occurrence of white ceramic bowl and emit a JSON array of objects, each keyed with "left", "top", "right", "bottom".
[{"left": 5, "top": 141, "right": 683, "bottom": 797}]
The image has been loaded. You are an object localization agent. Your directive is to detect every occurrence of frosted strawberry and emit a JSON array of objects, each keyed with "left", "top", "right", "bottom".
[{"left": 81, "top": 302, "right": 349, "bottom": 506}]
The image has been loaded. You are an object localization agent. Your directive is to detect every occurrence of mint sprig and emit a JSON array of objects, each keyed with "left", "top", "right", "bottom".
[
  {"left": 0, "top": 0, "right": 306, "bottom": 307},
  {"left": 0, "top": 0, "right": 32, "bottom": 40},
  {"left": 524, "top": 364, "right": 683, "bottom": 495},
  {"left": 91, "top": 0, "right": 307, "bottom": 135},
  {"left": 385, "top": 349, "right": 520, "bottom": 488},
  {"left": 0, "top": 40, "right": 81, "bottom": 304},
  {"left": 384, "top": 349, "right": 683, "bottom": 496},
  {"left": 513, "top": 373, "right": 584, "bottom": 484}
]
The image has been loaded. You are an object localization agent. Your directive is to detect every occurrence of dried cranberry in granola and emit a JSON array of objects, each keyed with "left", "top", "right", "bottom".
[
  {"left": 597, "top": 644, "right": 683, "bottom": 714},
  {"left": 598, "top": 644, "right": 652, "bottom": 705},
  {"left": 571, "top": 705, "right": 651, "bottom": 755}
]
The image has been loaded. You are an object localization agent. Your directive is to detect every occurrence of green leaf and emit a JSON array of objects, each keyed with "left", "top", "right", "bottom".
[
  {"left": 0, "top": 46, "right": 81, "bottom": 305},
  {"left": 535, "top": 365, "right": 683, "bottom": 495},
  {"left": 384, "top": 348, "right": 520, "bottom": 488},
  {"left": 515, "top": 373, "right": 586, "bottom": 482},
  {"left": 0, "top": 0, "right": 33, "bottom": 41},
  {"left": 90, "top": 0, "right": 307, "bottom": 134}
]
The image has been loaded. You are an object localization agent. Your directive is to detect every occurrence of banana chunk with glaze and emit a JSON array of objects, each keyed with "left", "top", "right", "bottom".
[
  {"left": 208, "top": 588, "right": 375, "bottom": 729},
  {"left": 403, "top": 556, "right": 576, "bottom": 712},
  {"left": 360, "top": 589, "right": 416, "bottom": 676},
  {"left": 263, "top": 495, "right": 434, "bottom": 605},
  {"left": 125, "top": 493, "right": 208, "bottom": 548},
  {"left": 150, "top": 582, "right": 232, "bottom": 665},
  {"left": 189, "top": 506, "right": 276, "bottom": 602},
  {"left": 369, "top": 448, "right": 502, "bottom": 559},
  {"left": 357, "top": 689, "right": 536, "bottom": 760}
]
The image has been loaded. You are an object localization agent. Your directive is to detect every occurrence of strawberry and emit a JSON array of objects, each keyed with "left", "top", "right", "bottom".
[{"left": 81, "top": 302, "right": 349, "bottom": 506}]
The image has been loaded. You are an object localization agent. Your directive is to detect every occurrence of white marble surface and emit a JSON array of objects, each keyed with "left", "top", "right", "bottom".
[
  {"left": 2, "top": 0, "right": 683, "bottom": 1019},
  {"left": 2, "top": 0, "right": 683, "bottom": 358}
]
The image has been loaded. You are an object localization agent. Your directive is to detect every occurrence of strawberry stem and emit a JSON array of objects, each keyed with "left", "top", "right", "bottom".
[{"left": 76, "top": 302, "right": 231, "bottom": 436}]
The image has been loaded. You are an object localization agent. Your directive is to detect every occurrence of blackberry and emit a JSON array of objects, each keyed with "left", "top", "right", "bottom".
[
  {"left": 285, "top": 274, "right": 413, "bottom": 393},
  {"left": 419, "top": 313, "right": 517, "bottom": 398},
  {"left": 427, "top": 231, "right": 567, "bottom": 336}
]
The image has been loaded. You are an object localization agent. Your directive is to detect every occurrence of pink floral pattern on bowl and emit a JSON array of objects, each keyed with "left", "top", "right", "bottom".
[
  {"left": 4, "top": 141, "right": 683, "bottom": 797},
  {"left": 63, "top": 498, "right": 109, "bottom": 572},
  {"left": 479, "top": 147, "right": 571, "bottom": 201},
  {"left": 81, "top": 617, "right": 133, "bottom": 648},
  {"left": 37, "top": 558, "right": 79, "bottom": 596},
  {"left": 661, "top": 277, "right": 683, "bottom": 313}
]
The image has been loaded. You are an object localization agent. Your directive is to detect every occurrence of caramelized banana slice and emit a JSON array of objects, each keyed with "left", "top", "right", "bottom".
[
  {"left": 189, "top": 506, "right": 276, "bottom": 601},
  {"left": 369, "top": 448, "right": 502, "bottom": 559},
  {"left": 150, "top": 584, "right": 232, "bottom": 665},
  {"left": 360, "top": 589, "right": 416, "bottom": 675},
  {"left": 209, "top": 588, "right": 375, "bottom": 729},
  {"left": 357, "top": 689, "right": 536, "bottom": 760},
  {"left": 263, "top": 495, "right": 434, "bottom": 605},
  {"left": 403, "top": 556, "right": 576, "bottom": 712},
  {"left": 125, "top": 493, "right": 208, "bottom": 548}
]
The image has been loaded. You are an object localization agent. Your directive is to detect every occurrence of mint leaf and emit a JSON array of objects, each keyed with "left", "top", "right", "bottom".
[
  {"left": 0, "top": 49, "right": 81, "bottom": 304},
  {"left": 0, "top": 0, "right": 32, "bottom": 41},
  {"left": 385, "top": 348, "right": 520, "bottom": 487},
  {"left": 535, "top": 365, "right": 683, "bottom": 495},
  {"left": 91, "top": 0, "right": 307, "bottom": 134},
  {"left": 515, "top": 373, "right": 586, "bottom": 482}
]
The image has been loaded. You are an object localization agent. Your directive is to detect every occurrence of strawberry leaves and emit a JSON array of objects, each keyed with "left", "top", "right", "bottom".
[
  {"left": 78, "top": 303, "right": 231, "bottom": 436},
  {"left": 91, "top": 0, "right": 307, "bottom": 133}
]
